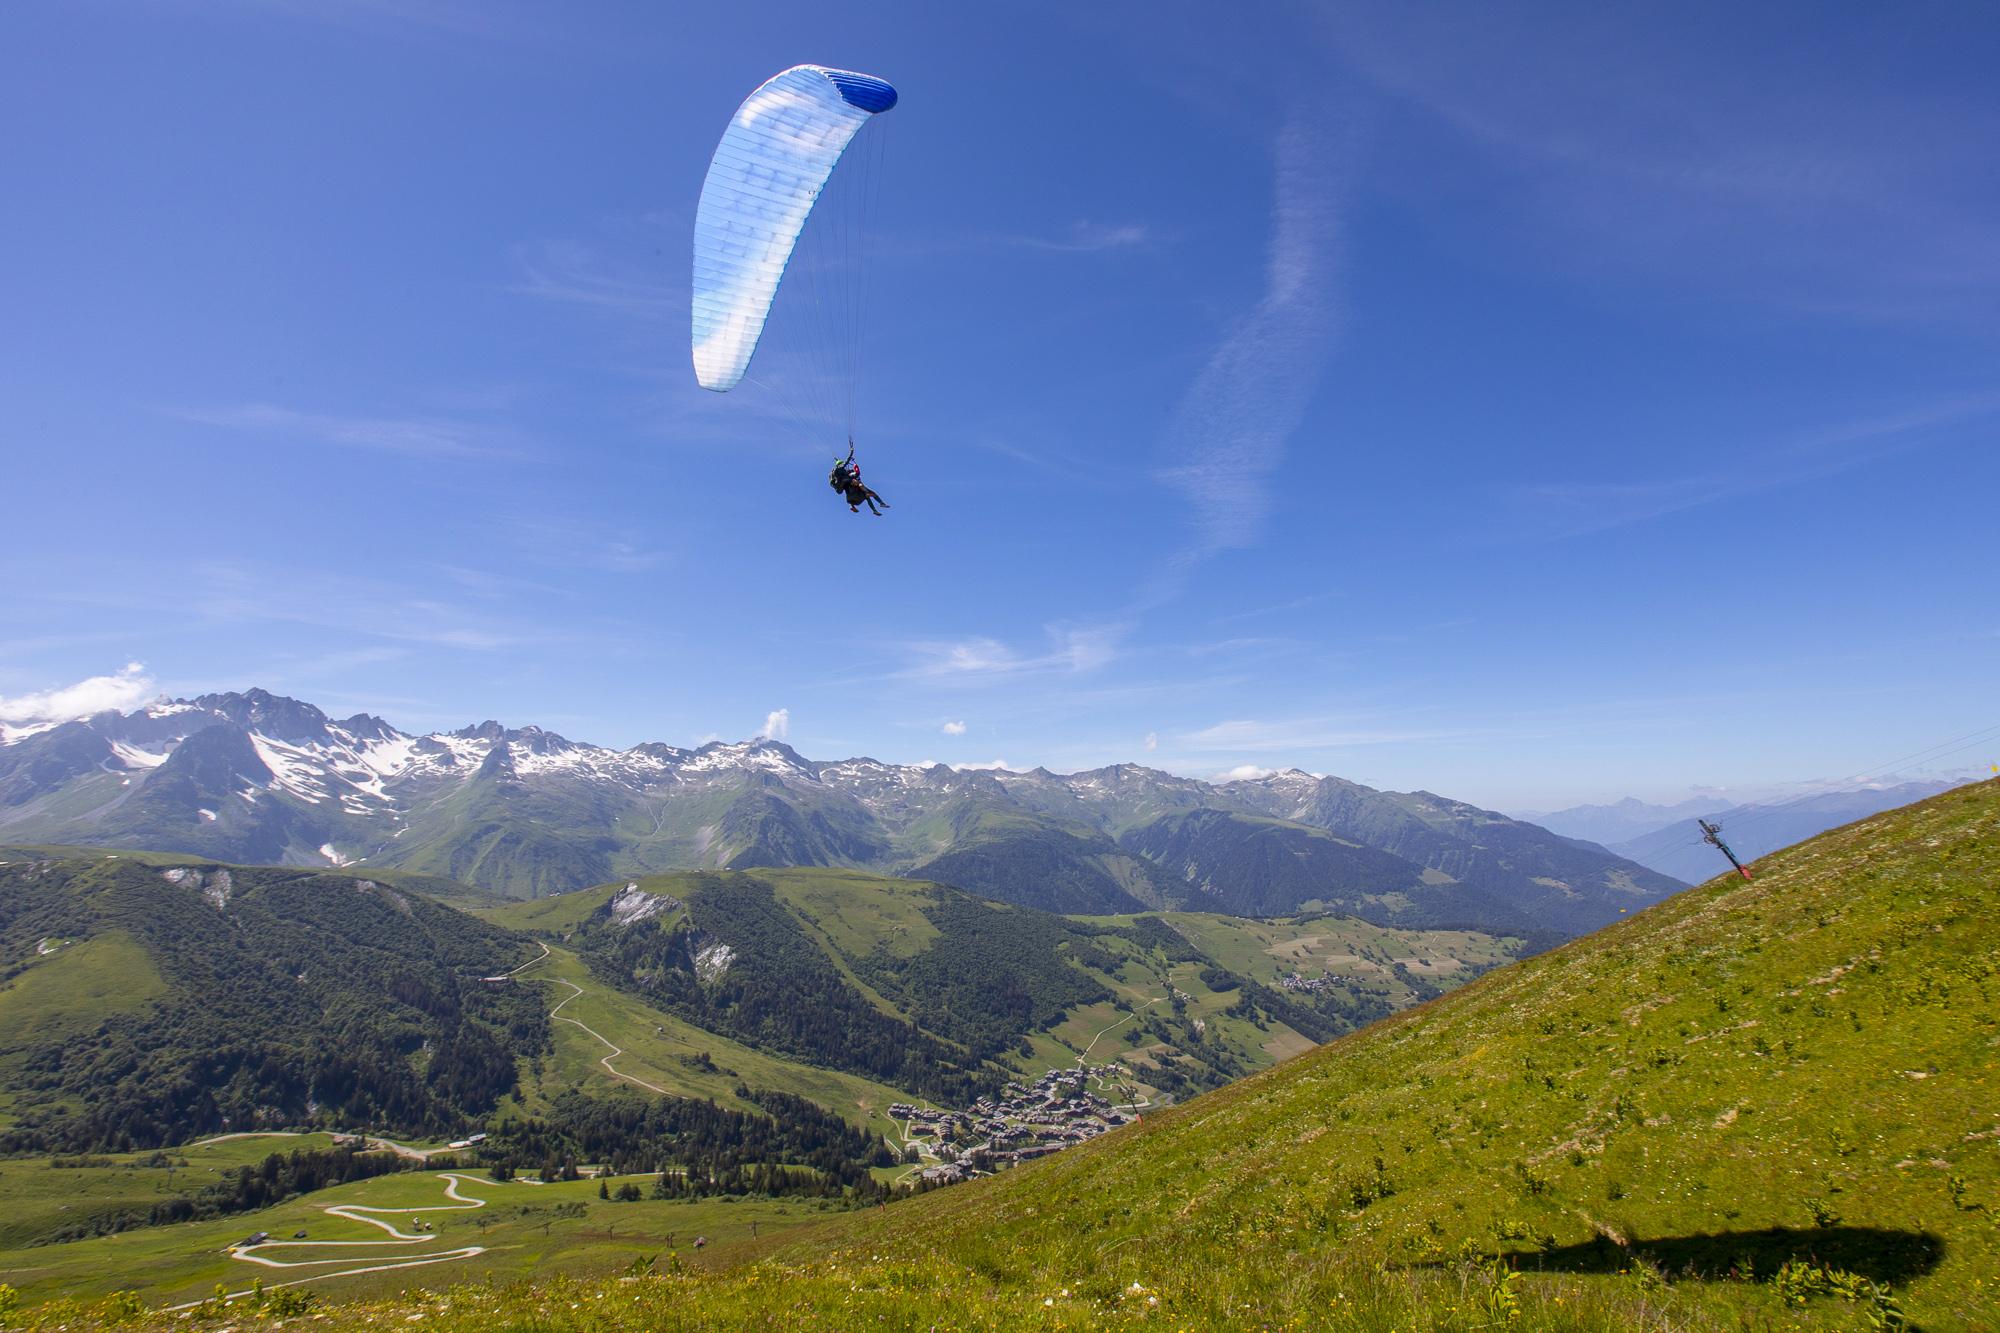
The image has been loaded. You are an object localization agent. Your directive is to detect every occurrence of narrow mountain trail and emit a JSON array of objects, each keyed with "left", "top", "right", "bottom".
[
  {"left": 175, "top": 1171, "right": 543, "bottom": 1308},
  {"left": 511, "top": 942, "right": 674, "bottom": 1097},
  {"left": 509, "top": 939, "right": 553, "bottom": 975},
  {"left": 1077, "top": 996, "right": 1163, "bottom": 1065}
]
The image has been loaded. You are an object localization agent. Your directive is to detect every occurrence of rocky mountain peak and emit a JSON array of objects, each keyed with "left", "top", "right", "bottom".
[
  {"left": 475, "top": 740, "right": 517, "bottom": 780},
  {"left": 336, "top": 713, "right": 401, "bottom": 743},
  {"left": 193, "top": 689, "right": 333, "bottom": 744},
  {"left": 507, "top": 725, "right": 576, "bottom": 756}
]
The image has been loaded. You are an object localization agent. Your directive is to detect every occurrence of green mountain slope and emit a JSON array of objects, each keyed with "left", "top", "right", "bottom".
[
  {"left": 253, "top": 775, "right": 1997, "bottom": 1332},
  {"left": 478, "top": 866, "right": 1536, "bottom": 1118},
  {"left": 910, "top": 809, "right": 1176, "bottom": 914},
  {"left": 1227, "top": 773, "right": 1682, "bottom": 933},
  {"left": 1122, "top": 807, "right": 1542, "bottom": 930},
  {"left": 491, "top": 869, "right": 1331, "bottom": 1112},
  {"left": 0, "top": 853, "right": 547, "bottom": 1152}
]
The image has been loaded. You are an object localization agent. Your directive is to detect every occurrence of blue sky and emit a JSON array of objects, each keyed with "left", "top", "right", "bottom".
[{"left": 3, "top": 1, "right": 1997, "bottom": 810}]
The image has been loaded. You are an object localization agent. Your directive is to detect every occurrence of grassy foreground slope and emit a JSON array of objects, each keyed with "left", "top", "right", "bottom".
[{"left": 106, "top": 777, "right": 1988, "bottom": 1330}]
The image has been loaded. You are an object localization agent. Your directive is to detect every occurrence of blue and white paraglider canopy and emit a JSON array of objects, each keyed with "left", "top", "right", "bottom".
[{"left": 692, "top": 64, "right": 897, "bottom": 441}]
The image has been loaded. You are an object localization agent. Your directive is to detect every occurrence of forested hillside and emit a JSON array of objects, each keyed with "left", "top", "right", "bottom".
[{"left": 0, "top": 852, "right": 545, "bottom": 1152}]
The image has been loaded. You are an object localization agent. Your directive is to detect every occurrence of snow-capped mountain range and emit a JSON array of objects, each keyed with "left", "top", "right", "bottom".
[{"left": 0, "top": 689, "right": 1686, "bottom": 936}]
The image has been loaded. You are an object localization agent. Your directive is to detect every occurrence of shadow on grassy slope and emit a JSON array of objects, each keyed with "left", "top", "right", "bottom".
[{"left": 1502, "top": 1225, "right": 1944, "bottom": 1284}]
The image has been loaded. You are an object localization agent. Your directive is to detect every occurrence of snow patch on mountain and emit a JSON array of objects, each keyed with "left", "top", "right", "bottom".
[
  {"left": 110, "top": 741, "right": 169, "bottom": 770},
  {"left": 250, "top": 735, "right": 332, "bottom": 804},
  {"left": 319, "top": 843, "right": 353, "bottom": 867},
  {"left": 680, "top": 740, "right": 813, "bottom": 779}
]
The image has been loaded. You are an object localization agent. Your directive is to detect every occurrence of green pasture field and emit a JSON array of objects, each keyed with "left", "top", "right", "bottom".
[
  {"left": 0, "top": 1134, "right": 344, "bottom": 1251},
  {"left": 0, "top": 1166, "right": 827, "bottom": 1309}
]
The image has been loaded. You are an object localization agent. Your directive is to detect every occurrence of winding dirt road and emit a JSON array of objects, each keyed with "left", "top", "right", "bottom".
[
  {"left": 173, "top": 1171, "right": 544, "bottom": 1309},
  {"left": 511, "top": 941, "right": 675, "bottom": 1097}
]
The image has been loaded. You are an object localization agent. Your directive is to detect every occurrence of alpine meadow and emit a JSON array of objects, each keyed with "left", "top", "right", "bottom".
[{"left": 4, "top": 3, "right": 1998, "bottom": 1331}]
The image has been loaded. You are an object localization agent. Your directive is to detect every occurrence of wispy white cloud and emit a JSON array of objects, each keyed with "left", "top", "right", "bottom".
[
  {"left": 167, "top": 404, "right": 531, "bottom": 461},
  {"left": 904, "top": 220, "right": 1161, "bottom": 259},
  {"left": 941, "top": 720, "right": 967, "bottom": 736},
  {"left": 1209, "top": 591, "right": 1341, "bottom": 626},
  {"left": 1184, "top": 636, "right": 1306, "bottom": 660},
  {"left": 266, "top": 646, "right": 408, "bottom": 678},
  {"left": 0, "top": 631, "right": 153, "bottom": 661},
  {"left": 1220, "top": 763, "right": 1274, "bottom": 781},
  {"left": 1319, "top": 8, "right": 2000, "bottom": 321},
  {"left": 900, "top": 622, "right": 1127, "bottom": 682},
  {"left": 1157, "top": 109, "right": 1352, "bottom": 563},
  {"left": 957, "top": 434, "right": 1128, "bottom": 489},
  {"left": 760, "top": 708, "right": 790, "bottom": 741},
  {"left": 190, "top": 562, "right": 527, "bottom": 652},
  {"left": 505, "top": 517, "right": 667, "bottom": 574},
  {"left": 509, "top": 239, "right": 679, "bottom": 318},
  {"left": 1502, "top": 393, "right": 2000, "bottom": 542},
  {"left": 993, "top": 221, "right": 1157, "bottom": 253},
  {"left": 1179, "top": 716, "right": 1465, "bottom": 752},
  {"left": 230, "top": 0, "right": 556, "bottom": 43},
  {"left": 0, "top": 662, "right": 155, "bottom": 726},
  {"left": 1144, "top": 731, "right": 1159, "bottom": 751}
]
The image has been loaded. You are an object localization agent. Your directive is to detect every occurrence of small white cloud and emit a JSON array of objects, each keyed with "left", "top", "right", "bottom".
[
  {"left": 0, "top": 662, "right": 156, "bottom": 726},
  {"left": 760, "top": 708, "right": 790, "bottom": 741},
  {"left": 1222, "top": 764, "right": 1273, "bottom": 781},
  {"left": 1144, "top": 732, "right": 1159, "bottom": 751},
  {"left": 942, "top": 720, "right": 967, "bottom": 736},
  {"left": 955, "top": 759, "right": 1017, "bottom": 772}
]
